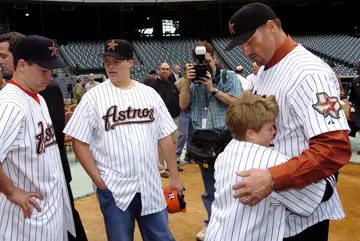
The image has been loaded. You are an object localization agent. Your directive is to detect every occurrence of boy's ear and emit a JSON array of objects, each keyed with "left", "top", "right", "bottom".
[{"left": 245, "top": 129, "right": 255, "bottom": 141}]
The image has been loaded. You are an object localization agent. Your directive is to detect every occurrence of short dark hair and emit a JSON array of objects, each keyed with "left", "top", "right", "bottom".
[
  {"left": 149, "top": 70, "right": 156, "bottom": 75},
  {"left": 235, "top": 68, "right": 244, "bottom": 74},
  {"left": 0, "top": 32, "right": 26, "bottom": 54},
  {"left": 13, "top": 59, "right": 33, "bottom": 70}
]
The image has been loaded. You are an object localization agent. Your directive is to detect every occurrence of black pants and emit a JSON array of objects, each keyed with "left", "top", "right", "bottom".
[
  {"left": 348, "top": 120, "right": 359, "bottom": 137},
  {"left": 283, "top": 220, "right": 329, "bottom": 241},
  {"left": 66, "top": 182, "right": 88, "bottom": 241}
]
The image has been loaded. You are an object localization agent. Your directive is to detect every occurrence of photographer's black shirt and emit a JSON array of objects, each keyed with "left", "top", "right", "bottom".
[{"left": 149, "top": 77, "right": 180, "bottom": 118}]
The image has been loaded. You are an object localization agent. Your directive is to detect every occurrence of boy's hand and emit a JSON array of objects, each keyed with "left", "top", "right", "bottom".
[
  {"left": 232, "top": 168, "right": 273, "bottom": 206},
  {"left": 169, "top": 178, "right": 185, "bottom": 194},
  {"left": 6, "top": 187, "right": 43, "bottom": 218}
]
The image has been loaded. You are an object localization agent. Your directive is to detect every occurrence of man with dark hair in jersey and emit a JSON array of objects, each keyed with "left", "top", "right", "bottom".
[{"left": 0, "top": 31, "right": 88, "bottom": 241}]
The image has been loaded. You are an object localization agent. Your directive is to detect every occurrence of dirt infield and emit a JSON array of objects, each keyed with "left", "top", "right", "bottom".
[{"left": 74, "top": 163, "right": 360, "bottom": 241}]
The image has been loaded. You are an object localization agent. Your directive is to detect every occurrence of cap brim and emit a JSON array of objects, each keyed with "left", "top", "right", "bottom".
[
  {"left": 225, "top": 29, "right": 256, "bottom": 51},
  {"left": 34, "top": 59, "right": 68, "bottom": 69},
  {"left": 102, "top": 52, "right": 128, "bottom": 60}
]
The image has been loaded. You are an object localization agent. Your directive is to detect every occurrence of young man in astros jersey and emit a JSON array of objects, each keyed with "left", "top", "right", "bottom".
[
  {"left": 0, "top": 31, "right": 88, "bottom": 241},
  {"left": 226, "top": 3, "right": 351, "bottom": 240},
  {"left": 64, "top": 39, "right": 184, "bottom": 241},
  {"left": 0, "top": 35, "right": 75, "bottom": 241},
  {"left": 206, "top": 94, "right": 328, "bottom": 241}
]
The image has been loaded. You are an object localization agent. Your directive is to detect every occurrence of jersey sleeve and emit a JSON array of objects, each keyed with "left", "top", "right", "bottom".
[
  {"left": 63, "top": 96, "right": 99, "bottom": 145},
  {"left": 0, "top": 104, "right": 24, "bottom": 163},
  {"left": 290, "top": 73, "right": 349, "bottom": 139},
  {"left": 155, "top": 95, "right": 177, "bottom": 140},
  {"left": 271, "top": 180, "right": 326, "bottom": 217},
  {"left": 270, "top": 151, "right": 326, "bottom": 217}
]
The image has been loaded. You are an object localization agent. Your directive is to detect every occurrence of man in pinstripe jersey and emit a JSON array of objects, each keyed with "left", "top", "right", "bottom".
[
  {"left": 0, "top": 35, "right": 75, "bottom": 241},
  {"left": 226, "top": 3, "right": 351, "bottom": 241},
  {"left": 0, "top": 31, "right": 88, "bottom": 241},
  {"left": 64, "top": 39, "right": 183, "bottom": 241}
]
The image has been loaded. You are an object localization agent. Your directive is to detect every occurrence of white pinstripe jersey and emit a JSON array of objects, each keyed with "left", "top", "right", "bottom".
[
  {"left": 205, "top": 140, "right": 326, "bottom": 241},
  {"left": 253, "top": 44, "right": 347, "bottom": 237},
  {"left": 0, "top": 84, "right": 75, "bottom": 241},
  {"left": 63, "top": 80, "right": 176, "bottom": 216}
]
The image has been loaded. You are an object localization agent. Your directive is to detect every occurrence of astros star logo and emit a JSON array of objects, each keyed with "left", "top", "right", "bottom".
[
  {"left": 48, "top": 42, "right": 59, "bottom": 57},
  {"left": 107, "top": 40, "right": 118, "bottom": 51},
  {"left": 169, "top": 193, "right": 175, "bottom": 200},
  {"left": 312, "top": 92, "right": 342, "bottom": 119},
  {"left": 228, "top": 23, "right": 235, "bottom": 35}
]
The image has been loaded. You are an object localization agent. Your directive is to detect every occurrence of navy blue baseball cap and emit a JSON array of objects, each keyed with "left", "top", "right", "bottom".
[
  {"left": 13, "top": 35, "right": 67, "bottom": 69},
  {"left": 102, "top": 39, "right": 133, "bottom": 60},
  {"left": 225, "top": 3, "right": 277, "bottom": 51}
]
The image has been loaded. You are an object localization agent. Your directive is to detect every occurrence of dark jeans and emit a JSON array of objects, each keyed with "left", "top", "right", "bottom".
[
  {"left": 199, "top": 165, "right": 216, "bottom": 227},
  {"left": 97, "top": 190, "right": 175, "bottom": 241},
  {"left": 176, "top": 111, "right": 192, "bottom": 156}
]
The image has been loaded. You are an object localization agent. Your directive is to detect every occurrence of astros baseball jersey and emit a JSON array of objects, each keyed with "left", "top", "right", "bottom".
[
  {"left": 63, "top": 80, "right": 176, "bottom": 216},
  {"left": 205, "top": 140, "right": 326, "bottom": 241},
  {"left": 253, "top": 44, "right": 347, "bottom": 237},
  {"left": 0, "top": 82, "right": 75, "bottom": 241}
]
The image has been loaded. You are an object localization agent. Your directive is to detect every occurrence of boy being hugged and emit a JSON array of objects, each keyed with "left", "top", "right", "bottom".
[{"left": 205, "top": 94, "right": 327, "bottom": 241}]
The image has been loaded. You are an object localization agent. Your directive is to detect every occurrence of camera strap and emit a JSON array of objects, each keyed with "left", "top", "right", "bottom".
[{"left": 213, "top": 67, "right": 221, "bottom": 85}]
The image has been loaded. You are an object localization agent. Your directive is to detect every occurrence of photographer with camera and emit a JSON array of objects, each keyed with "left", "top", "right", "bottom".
[{"left": 180, "top": 41, "right": 242, "bottom": 241}]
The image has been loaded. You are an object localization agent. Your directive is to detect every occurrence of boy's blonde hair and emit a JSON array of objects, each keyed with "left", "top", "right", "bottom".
[{"left": 226, "top": 93, "right": 279, "bottom": 140}]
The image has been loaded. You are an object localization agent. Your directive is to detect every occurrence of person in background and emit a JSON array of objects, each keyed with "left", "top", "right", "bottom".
[
  {"left": 175, "top": 63, "right": 193, "bottom": 163},
  {"left": 85, "top": 73, "right": 100, "bottom": 91},
  {"left": 73, "top": 76, "right": 85, "bottom": 104},
  {"left": 246, "top": 61, "right": 259, "bottom": 86},
  {"left": 143, "top": 69, "right": 157, "bottom": 86},
  {"left": 169, "top": 64, "right": 182, "bottom": 83},
  {"left": 180, "top": 41, "right": 241, "bottom": 240},
  {"left": 234, "top": 65, "right": 250, "bottom": 91},
  {"left": 150, "top": 62, "right": 183, "bottom": 177},
  {"left": 348, "top": 62, "right": 360, "bottom": 138}
]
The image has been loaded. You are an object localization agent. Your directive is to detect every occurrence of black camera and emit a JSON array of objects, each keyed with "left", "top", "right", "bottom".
[{"left": 192, "top": 46, "right": 211, "bottom": 84}]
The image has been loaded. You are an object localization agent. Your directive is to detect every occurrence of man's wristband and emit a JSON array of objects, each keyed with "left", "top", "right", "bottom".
[
  {"left": 210, "top": 88, "right": 219, "bottom": 96},
  {"left": 271, "top": 179, "right": 276, "bottom": 190}
]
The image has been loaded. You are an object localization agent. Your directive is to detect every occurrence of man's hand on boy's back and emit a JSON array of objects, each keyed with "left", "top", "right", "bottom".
[{"left": 232, "top": 168, "right": 273, "bottom": 206}]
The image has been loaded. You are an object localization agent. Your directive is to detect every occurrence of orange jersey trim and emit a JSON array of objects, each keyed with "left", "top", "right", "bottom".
[
  {"left": 265, "top": 35, "right": 298, "bottom": 69},
  {"left": 8, "top": 79, "right": 40, "bottom": 104}
]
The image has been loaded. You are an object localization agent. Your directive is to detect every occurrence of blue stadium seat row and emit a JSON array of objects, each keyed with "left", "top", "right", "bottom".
[{"left": 59, "top": 34, "right": 359, "bottom": 82}]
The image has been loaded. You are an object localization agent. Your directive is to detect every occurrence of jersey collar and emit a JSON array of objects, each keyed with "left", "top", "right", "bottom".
[
  {"left": 265, "top": 35, "right": 298, "bottom": 69},
  {"left": 8, "top": 79, "right": 40, "bottom": 104}
]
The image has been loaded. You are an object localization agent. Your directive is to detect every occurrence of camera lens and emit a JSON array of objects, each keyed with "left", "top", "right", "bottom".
[{"left": 198, "top": 67, "right": 207, "bottom": 77}]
